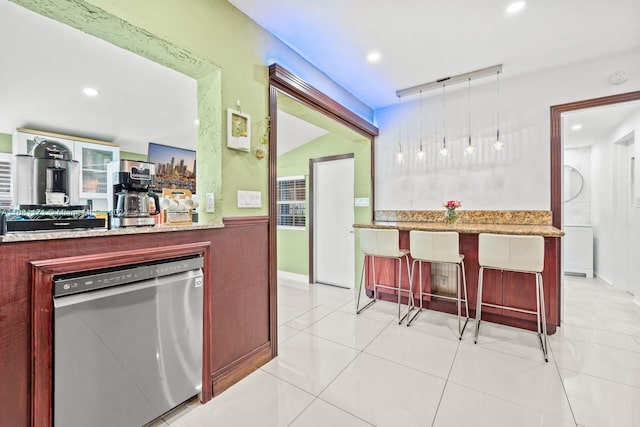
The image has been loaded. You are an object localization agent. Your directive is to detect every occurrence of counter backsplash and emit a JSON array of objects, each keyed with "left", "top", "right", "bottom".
[{"left": 375, "top": 210, "right": 552, "bottom": 225}]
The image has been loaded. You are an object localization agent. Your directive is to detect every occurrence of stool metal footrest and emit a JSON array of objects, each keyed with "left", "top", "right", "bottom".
[{"left": 356, "top": 253, "right": 413, "bottom": 325}]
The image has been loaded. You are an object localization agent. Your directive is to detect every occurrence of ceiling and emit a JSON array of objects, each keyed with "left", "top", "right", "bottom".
[
  {"left": 2, "top": 1, "right": 638, "bottom": 158},
  {"left": 276, "top": 90, "right": 369, "bottom": 156},
  {"left": 0, "top": 1, "right": 197, "bottom": 155},
  {"left": 563, "top": 100, "right": 640, "bottom": 149},
  {"left": 228, "top": 0, "right": 640, "bottom": 109}
]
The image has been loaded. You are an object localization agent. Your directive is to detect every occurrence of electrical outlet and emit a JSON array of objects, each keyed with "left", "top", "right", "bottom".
[{"left": 206, "top": 192, "right": 215, "bottom": 213}]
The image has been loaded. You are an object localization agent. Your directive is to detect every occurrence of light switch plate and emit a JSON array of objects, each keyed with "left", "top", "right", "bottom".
[
  {"left": 354, "top": 197, "right": 370, "bottom": 207},
  {"left": 205, "top": 193, "right": 215, "bottom": 213},
  {"left": 237, "top": 190, "right": 262, "bottom": 208}
]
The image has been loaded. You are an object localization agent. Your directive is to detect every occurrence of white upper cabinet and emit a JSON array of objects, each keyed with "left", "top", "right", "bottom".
[
  {"left": 12, "top": 128, "right": 120, "bottom": 200},
  {"left": 73, "top": 141, "right": 120, "bottom": 199}
]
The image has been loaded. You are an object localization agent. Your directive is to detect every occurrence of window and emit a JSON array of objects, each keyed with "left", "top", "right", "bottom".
[
  {"left": 0, "top": 153, "right": 12, "bottom": 209},
  {"left": 277, "top": 176, "right": 306, "bottom": 229}
]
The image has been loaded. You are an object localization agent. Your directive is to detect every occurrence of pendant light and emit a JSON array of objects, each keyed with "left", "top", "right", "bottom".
[
  {"left": 464, "top": 77, "right": 476, "bottom": 156},
  {"left": 493, "top": 70, "right": 505, "bottom": 151},
  {"left": 439, "top": 83, "right": 449, "bottom": 157},
  {"left": 416, "top": 89, "right": 426, "bottom": 160},
  {"left": 396, "top": 96, "right": 405, "bottom": 162}
]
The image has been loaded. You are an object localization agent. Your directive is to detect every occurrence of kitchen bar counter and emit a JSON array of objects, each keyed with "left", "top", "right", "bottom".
[
  {"left": 354, "top": 221, "right": 563, "bottom": 237},
  {"left": 0, "top": 223, "right": 224, "bottom": 243},
  {"left": 354, "top": 210, "right": 563, "bottom": 336}
]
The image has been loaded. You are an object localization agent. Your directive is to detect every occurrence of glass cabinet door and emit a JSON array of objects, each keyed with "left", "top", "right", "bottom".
[{"left": 75, "top": 141, "right": 120, "bottom": 199}]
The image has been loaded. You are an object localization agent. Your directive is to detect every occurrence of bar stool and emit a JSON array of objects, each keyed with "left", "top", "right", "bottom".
[
  {"left": 474, "top": 233, "right": 549, "bottom": 362},
  {"left": 406, "top": 231, "right": 469, "bottom": 339},
  {"left": 356, "top": 228, "right": 413, "bottom": 324}
]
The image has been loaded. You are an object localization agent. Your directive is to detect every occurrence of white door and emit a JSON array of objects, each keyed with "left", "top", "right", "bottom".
[
  {"left": 314, "top": 158, "right": 354, "bottom": 288},
  {"left": 613, "top": 138, "right": 636, "bottom": 295}
]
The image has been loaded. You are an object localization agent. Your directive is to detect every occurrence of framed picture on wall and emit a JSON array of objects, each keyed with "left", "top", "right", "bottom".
[{"left": 227, "top": 108, "right": 251, "bottom": 152}]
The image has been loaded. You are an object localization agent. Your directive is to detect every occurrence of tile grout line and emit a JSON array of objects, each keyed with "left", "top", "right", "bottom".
[
  {"left": 429, "top": 337, "right": 463, "bottom": 427},
  {"left": 549, "top": 342, "right": 580, "bottom": 427},
  {"left": 277, "top": 288, "right": 388, "bottom": 426},
  {"left": 297, "top": 314, "right": 396, "bottom": 424}
]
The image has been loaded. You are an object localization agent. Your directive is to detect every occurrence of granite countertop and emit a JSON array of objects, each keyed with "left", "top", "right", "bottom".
[
  {"left": 0, "top": 223, "right": 224, "bottom": 243},
  {"left": 354, "top": 221, "right": 564, "bottom": 237}
]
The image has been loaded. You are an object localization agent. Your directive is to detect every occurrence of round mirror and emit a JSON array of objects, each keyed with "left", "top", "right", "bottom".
[{"left": 563, "top": 165, "right": 584, "bottom": 203}]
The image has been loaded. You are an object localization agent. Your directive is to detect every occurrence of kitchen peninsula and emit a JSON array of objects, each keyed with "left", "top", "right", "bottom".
[
  {"left": 0, "top": 218, "right": 270, "bottom": 427},
  {"left": 355, "top": 210, "right": 564, "bottom": 334}
]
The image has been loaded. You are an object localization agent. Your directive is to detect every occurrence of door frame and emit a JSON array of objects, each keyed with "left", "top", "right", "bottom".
[
  {"left": 550, "top": 90, "right": 640, "bottom": 318},
  {"left": 268, "top": 64, "right": 378, "bottom": 357},
  {"left": 309, "top": 153, "right": 355, "bottom": 284}
]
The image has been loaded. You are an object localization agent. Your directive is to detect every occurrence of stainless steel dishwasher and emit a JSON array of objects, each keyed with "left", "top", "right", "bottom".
[{"left": 53, "top": 256, "right": 204, "bottom": 427}]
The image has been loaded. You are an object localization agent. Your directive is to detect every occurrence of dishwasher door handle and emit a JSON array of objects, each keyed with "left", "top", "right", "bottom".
[{"left": 53, "top": 269, "right": 203, "bottom": 309}]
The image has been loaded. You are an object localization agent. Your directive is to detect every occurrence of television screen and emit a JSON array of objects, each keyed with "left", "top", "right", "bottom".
[{"left": 147, "top": 142, "right": 196, "bottom": 194}]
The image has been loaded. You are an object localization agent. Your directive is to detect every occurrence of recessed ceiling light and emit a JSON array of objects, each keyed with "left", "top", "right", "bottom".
[
  {"left": 194, "top": 119, "right": 200, "bottom": 126},
  {"left": 367, "top": 51, "right": 381, "bottom": 63},
  {"left": 83, "top": 87, "right": 100, "bottom": 97},
  {"left": 506, "top": 1, "right": 526, "bottom": 14},
  {"left": 571, "top": 124, "right": 582, "bottom": 131}
]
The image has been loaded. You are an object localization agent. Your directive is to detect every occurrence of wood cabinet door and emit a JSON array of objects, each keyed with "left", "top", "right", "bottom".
[{"left": 502, "top": 271, "right": 538, "bottom": 322}]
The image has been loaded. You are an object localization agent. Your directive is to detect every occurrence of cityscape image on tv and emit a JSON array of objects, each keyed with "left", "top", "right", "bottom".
[{"left": 147, "top": 142, "right": 196, "bottom": 194}]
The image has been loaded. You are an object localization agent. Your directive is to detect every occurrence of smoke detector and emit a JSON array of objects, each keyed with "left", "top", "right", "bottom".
[{"left": 609, "top": 70, "right": 628, "bottom": 85}]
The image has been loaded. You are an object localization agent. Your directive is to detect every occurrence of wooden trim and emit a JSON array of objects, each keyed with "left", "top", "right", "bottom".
[
  {"left": 30, "top": 242, "right": 212, "bottom": 427},
  {"left": 268, "top": 64, "right": 378, "bottom": 359},
  {"left": 268, "top": 64, "right": 379, "bottom": 138},
  {"left": 210, "top": 342, "right": 272, "bottom": 396},
  {"left": 222, "top": 216, "right": 269, "bottom": 227},
  {"left": 550, "top": 90, "right": 640, "bottom": 327},
  {"left": 308, "top": 153, "right": 355, "bottom": 284},
  {"left": 16, "top": 127, "right": 118, "bottom": 147},
  {"left": 550, "top": 90, "right": 640, "bottom": 229},
  {"left": 268, "top": 84, "right": 279, "bottom": 358}
]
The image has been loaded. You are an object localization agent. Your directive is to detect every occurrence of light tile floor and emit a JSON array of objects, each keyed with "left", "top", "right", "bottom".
[{"left": 151, "top": 274, "right": 640, "bottom": 427}]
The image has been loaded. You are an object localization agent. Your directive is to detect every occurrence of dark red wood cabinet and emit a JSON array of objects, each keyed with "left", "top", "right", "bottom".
[
  {"left": 0, "top": 218, "right": 271, "bottom": 427},
  {"left": 364, "top": 231, "right": 560, "bottom": 333}
]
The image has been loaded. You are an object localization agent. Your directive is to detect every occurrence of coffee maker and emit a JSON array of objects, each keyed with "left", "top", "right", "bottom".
[
  {"left": 14, "top": 136, "right": 80, "bottom": 208},
  {"left": 107, "top": 160, "right": 160, "bottom": 227}
]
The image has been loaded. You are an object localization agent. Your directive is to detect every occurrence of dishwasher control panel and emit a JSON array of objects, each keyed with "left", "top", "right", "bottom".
[{"left": 53, "top": 256, "right": 204, "bottom": 297}]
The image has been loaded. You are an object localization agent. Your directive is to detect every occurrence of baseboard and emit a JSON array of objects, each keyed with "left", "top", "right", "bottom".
[
  {"left": 210, "top": 342, "right": 272, "bottom": 397},
  {"left": 594, "top": 272, "right": 613, "bottom": 286},
  {"left": 277, "top": 270, "right": 309, "bottom": 284}
]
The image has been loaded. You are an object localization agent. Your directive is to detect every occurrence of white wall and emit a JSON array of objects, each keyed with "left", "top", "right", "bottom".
[
  {"left": 591, "top": 107, "right": 640, "bottom": 295},
  {"left": 374, "top": 50, "right": 640, "bottom": 210},
  {"left": 564, "top": 147, "right": 591, "bottom": 225},
  {"left": 591, "top": 135, "right": 614, "bottom": 283}
]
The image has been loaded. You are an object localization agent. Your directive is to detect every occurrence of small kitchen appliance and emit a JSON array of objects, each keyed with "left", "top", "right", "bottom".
[
  {"left": 107, "top": 160, "right": 160, "bottom": 227},
  {"left": 14, "top": 136, "right": 80, "bottom": 208}
]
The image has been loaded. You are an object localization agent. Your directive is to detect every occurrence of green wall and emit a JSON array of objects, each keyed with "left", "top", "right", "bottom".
[
  {"left": 11, "top": 0, "right": 372, "bottom": 223},
  {"left": 277, "top": 133, "right": 371, "bottom": 278},
  {"left": 120, "top": 151, "right": 146, "bottom": 161},
  {"left": 0, "top": 133, "right": 11, "bottom": 153}
]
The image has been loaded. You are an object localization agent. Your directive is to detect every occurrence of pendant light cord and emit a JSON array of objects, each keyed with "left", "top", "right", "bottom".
[
  {"left": 442, "top": 83, "right": 446, "bottom": 149},
  {"left": 468, "top": 77, "right": 472, "bottom": 146},
  {"left": 419, "top": 90, "right": 424, "bottom": 151},
  {"left": 398, "top": 95, "right": 402, "bottom": 153},
  {"left": 496, "top": 70, "right": 501, "bottom": 141}
]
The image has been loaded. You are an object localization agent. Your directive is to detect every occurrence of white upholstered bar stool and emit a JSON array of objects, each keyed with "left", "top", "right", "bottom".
[
  {"left": 406, "top": 231, "right": 469, "bottom": 339},
  {"left": 356, "top": 228, "right": 413, "bottom": 324},
  {"left": 474, "top": 233, "right": 549, "bottom": 362}
]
